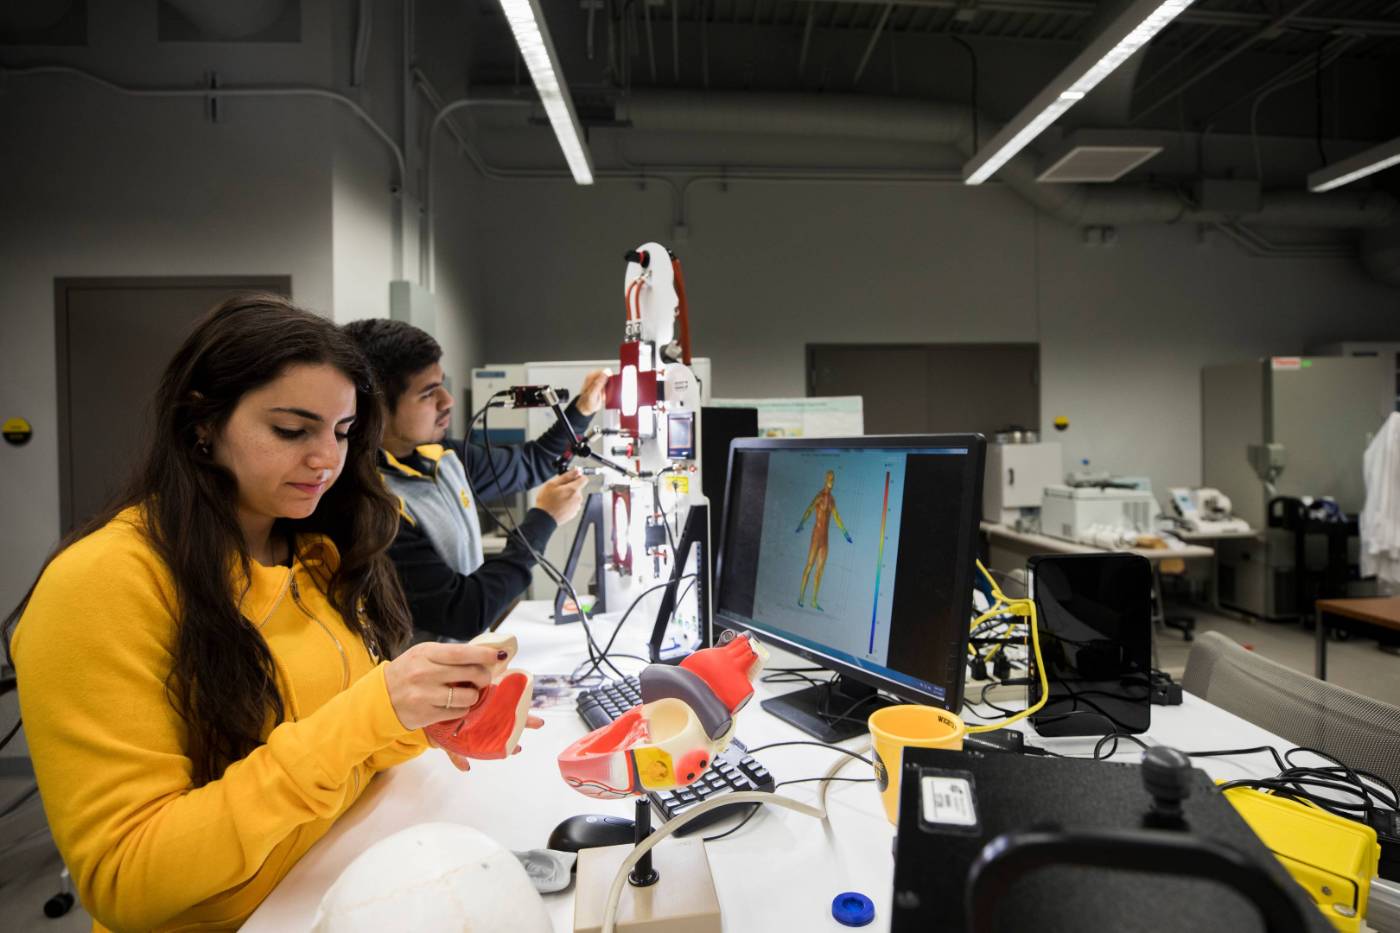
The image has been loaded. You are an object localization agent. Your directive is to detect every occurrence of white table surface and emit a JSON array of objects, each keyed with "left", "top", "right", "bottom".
[
  {"left": 245, "top": 601, "right": 1293, "bottom": 932},
  {"left": 981, "top": 521, "right": 1216, "bottom": 561},
  {"left": 1177, "top": 528, "right": 1262, "bottom": 542}
]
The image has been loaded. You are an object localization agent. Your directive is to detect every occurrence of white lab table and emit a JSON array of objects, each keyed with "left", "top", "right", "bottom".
[
  {"left": 980, "top": 520, "right": 1216, "bottom": 564},
  {"left": 1175, "top": 527, "right": 1261, "bottom": 608},
  {"left": 245, "top": 601, "right": 1296, "bottom": 933}
]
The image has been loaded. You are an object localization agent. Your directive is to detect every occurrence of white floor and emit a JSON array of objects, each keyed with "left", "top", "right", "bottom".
[{"left": 2, "top": 602, "right": 1397, "bottom": 931}]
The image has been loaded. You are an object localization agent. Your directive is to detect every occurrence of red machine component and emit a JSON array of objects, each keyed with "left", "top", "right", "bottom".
[{"left": 608, "top": 340, "right": 658, "bottom": 438}]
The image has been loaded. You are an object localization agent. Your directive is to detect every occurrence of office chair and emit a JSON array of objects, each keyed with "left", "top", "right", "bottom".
[
  {"left": 1152, "top": 559, "right": 1196, "bottom": 642},
  {"left": 1182, "top": 631, "right": 1400, "bottom": 792}
]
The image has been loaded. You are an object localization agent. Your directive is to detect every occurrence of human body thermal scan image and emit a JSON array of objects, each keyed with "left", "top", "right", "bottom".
[{"left": 719, "top": 441, "right": 979, "bottom": 708}]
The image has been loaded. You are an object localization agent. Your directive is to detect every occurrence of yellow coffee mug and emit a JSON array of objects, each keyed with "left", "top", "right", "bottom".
[{"left": 868, "top": 705, "right": 966, "bottom": 825}]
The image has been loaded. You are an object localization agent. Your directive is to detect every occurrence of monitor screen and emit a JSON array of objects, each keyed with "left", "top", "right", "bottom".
[{"left": 715, "top": 435, "right": 985, "bottom": 713}]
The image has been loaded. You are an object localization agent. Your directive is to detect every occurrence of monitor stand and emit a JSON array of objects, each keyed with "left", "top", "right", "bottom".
[{"left": 760, "top": 675, "right": 894, "bottom": 743}]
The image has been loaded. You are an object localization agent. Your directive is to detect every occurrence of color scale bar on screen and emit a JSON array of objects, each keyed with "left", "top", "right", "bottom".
[{"left": 868, "top": 471, "right": 891, "bottom": 654}]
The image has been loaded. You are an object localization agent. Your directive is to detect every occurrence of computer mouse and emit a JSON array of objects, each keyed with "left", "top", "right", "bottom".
[{"left": 546, "top": 813, "right": 637, "bottom": 855}]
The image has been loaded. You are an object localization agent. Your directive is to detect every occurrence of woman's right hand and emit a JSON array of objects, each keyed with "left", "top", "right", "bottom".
[{"left": 382, "top": 642, "right": 507, "bottom": 731}]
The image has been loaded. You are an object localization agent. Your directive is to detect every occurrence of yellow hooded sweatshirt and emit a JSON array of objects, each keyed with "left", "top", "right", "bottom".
[{"left": 10, "top": 508, "right": 428, "bottom": 931}]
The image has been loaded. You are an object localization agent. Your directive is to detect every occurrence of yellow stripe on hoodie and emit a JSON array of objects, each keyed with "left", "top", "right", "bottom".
[{"left": 9, "top": 507, "right": 428, "bottom": 932}]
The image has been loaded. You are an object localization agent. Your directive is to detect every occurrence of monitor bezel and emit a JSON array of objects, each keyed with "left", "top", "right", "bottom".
[{"left": 712, "top": 433, "right": 986, "bottom": 714}]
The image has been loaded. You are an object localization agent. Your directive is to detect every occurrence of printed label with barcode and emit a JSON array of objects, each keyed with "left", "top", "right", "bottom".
[{"left": 920, "top": 775, "right": 978, "bottom": 827}]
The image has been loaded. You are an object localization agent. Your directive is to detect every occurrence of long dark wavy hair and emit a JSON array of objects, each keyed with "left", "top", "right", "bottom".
[{"left": 4, "top": 294, "right": 412, "bottom": 786}]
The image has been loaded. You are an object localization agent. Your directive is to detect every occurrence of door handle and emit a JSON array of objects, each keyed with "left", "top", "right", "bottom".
[{"left": 1008, "top": 468, "right": 1015, "bottom": 487}]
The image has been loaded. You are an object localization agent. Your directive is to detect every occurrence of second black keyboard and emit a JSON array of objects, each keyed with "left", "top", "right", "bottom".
[{"left": 575, "top": 675, "right": 775, "bottom": 835}]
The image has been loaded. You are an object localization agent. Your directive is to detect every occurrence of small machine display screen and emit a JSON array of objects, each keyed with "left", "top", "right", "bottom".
[{"left": 666, "top": 412, "right": 695, "bottom": 459}]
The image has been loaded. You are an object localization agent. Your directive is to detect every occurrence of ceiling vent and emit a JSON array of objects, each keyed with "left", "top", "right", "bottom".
[
  {"left": 1038, "top": 145, "right": 1162, "bottom": 183},
  {"left": 1036, "top": 131, "right": 1163, "bottom": 184}
]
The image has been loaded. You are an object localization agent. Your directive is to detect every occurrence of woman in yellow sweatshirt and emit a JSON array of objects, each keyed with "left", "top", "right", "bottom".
[{"left": 6, "top": 295, "right": 525, "bottom": 931}]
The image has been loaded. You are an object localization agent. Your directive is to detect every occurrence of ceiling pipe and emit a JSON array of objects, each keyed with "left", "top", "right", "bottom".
[{"left": 464, "top": 85, "right": 1399, "bottom": 281}]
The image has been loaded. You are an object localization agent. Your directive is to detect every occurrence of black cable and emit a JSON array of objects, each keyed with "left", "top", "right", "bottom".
[
  {"left": 819, "top": 687, "right": 887, "bottom": 726},
  {"left": 472, "top": 396, "right": 626, "bottom": 681},
  {"left": 1094, "top": 730, "right": 1151, "bottom": 759},
  {"left": 756, "top": 668, "right": 891, "bottom": 728},
  {"left": 1027, "top": 727, "right": 1151, "bottom": 760},
  {"left": 949, "top": 35, "right": 978, "bottom": 152},
  {"left": 742, "top": 740, "right": 873, "bottom": 766},
  {"left": 570, "top": 574, "right": 697, "bottom": 684},
  {"left": 700, "top": 802, "right": 762, "bottom": 842},
  {"left": 0, "top": 782, "right": 41, "bottom": 821},
  {"left": 1181, "top": 745, "right": 1289, "bottom": 774},
  {"left": 1315, "top": 43, "right": 1327, "bottom": 167},
  {"left": 777, "top": 776, "right": 876, "bottom": 788},
  {"left": 1029, "top": 738, "right": 1399, "bottom": 834},
  {"left": 700, "top": 774, "right": 877, "bottom": 843},
  {"left": 0, "top": 716, "right": 20, "bottom": 754},
  {"left": 761, "top": 670, "right": 829, "bottom": 689},
  {"left": 964, "top": 679, "right": 1019, "bottom": 719}
]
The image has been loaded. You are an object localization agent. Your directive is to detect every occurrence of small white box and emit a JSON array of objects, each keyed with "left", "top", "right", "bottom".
[{"left": 984, "top": 442, "right": 1062, "bottom": 523}]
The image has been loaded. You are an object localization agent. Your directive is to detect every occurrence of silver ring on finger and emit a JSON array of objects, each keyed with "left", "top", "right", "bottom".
[{"left": 442, "top": 685, "right": 454, "bottom": 710}]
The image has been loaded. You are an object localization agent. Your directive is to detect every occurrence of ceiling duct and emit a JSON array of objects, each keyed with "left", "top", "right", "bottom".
[{"left": 478, "top": 87, "right": 1400, "bottom": 283}]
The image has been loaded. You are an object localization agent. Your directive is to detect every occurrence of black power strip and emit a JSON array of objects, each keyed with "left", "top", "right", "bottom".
[{"left": 1366, "top": 810, "right": 1400, "bottom": 882}]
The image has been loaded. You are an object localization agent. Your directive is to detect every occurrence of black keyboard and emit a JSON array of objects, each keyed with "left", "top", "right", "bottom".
[{"left": 576, "top": 675, "right": 775, "bottom": 835}]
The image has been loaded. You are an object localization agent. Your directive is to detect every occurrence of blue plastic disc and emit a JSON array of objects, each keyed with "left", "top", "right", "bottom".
[{"left": 832, "top": 891, "right": 875, "bottom": 927}]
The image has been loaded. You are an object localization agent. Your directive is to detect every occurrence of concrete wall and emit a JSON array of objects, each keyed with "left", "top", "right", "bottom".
[
  {"left": 469, "top": 172, "right": 1400, "bottom": 498},
  {"left": 0, "top": 0, "right": 488, "bottom": 610}
]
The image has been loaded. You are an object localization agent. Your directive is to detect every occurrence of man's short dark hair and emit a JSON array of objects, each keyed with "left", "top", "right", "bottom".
[{"left": 342, "top": 319, "right": 442, "bottom": 411}]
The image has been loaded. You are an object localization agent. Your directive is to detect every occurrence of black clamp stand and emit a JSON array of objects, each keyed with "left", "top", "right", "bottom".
[
  {"left": 553, "top": 491, "right": 608, "bottom": 624},
  {"left": 629, "top": 796, "right": 659, "bottom": 887},
  {"left": 649, "top": 501, "right": 711, "bottom": 663}
]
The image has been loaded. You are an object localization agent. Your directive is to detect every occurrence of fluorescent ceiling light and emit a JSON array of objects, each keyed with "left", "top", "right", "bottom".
[
  {"left": 497, "top": 0, "right": 594, "bottom": 184},
  {"left": 963, "top": 0, "right": 1196, "bottom": 186},
  {"left": 1308, "top": 137, "right": 1400, "bottom": 193}
]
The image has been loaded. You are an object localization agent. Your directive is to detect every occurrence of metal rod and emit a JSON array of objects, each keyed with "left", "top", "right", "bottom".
[
  {"left": 644, "top": 0, "right": 658, "bottom": 83},
  {"left": 799, "top": 2, "right": 816, "bottom": 78},
  {"left": 351, "top": 0, "right": 373, "bottom": 88},
  {"left": 1131, "top": 0, "right": 1322, "bottom": 125},
  {"left": 588, "top": 0, "right": 597, "bottom": 60},
  {"left": 1133, "top": 24, "right": 1217, "bottom": 98},
  {"left": 853, "top": 3, "right": 895, "bottom": 84},
  {"left": 701, "top": 0, "right": 710, "bottom": 88}
]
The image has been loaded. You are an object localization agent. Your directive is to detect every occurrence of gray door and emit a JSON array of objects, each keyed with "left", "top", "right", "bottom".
[
  {"left": 807, "top": 344, "right": 1039, "bottom": 436},
  {"left": 57, "top": 277, "right": 291, "bottom": 531}
]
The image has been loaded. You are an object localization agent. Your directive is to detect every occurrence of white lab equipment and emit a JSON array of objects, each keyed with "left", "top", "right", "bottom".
[
  {"left": 1041, "top": 484, "right": 1158, "bottom": 543},
  {"left": 983, "top": 441, "right": 1062, "bottom": 526},
  {"left": 1167, "top": 487, "right": 1251, "bottom": 534}
]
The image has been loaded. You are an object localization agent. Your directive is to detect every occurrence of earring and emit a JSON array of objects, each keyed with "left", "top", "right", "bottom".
[{"left": 197, "top": 438, "right": 211, "bottom": 456}]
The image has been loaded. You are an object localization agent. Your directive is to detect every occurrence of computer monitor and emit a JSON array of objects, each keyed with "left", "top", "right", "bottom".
[{"left": 714, "top": 435, "right": 986, "bottom": 741}]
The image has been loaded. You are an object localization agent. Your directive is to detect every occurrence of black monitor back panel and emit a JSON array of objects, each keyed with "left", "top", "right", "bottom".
[
  {"left": 700, "top": 406, "right": 758, "bottom": 544},
  {"left": 1027, "top": 553, "right": 1154, "bottom": 737},
  {"left": 891, "top": 747, "right": 1329, "bottom": 933}
]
